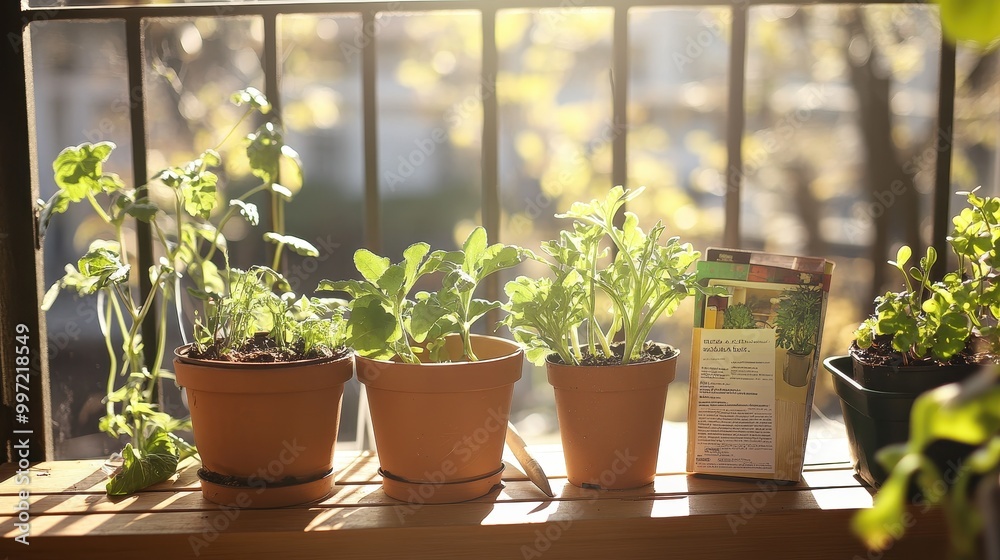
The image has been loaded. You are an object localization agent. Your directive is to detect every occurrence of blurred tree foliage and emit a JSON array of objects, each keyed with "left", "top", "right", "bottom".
[{"left": 38, "top": 3, "right": 1000, "bottom": 440}]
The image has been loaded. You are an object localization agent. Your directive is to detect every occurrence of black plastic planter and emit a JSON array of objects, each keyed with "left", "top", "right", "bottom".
[{"left": 825, "top": 355, "right": 979, "bottom": 489}]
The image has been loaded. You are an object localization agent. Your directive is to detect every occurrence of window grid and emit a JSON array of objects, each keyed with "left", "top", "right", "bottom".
[{"left": 7, "top": 0, "right": 957, "bottom": 460}]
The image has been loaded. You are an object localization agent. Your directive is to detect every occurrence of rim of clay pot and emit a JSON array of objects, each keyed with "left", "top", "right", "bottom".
[
  {"left": 174, "top": 342, "right": 351, "bottom": 369},
  {"left": 544, "top": 342, "right": 679, "bottom": 367},
  {"left": 545, "top": 342, "right": 679, "bottom": 392},
  {"left": 174, "top": 344, "right": 354, "bottom": 394},
  {"left": 356, "top": 334, "right": 523, "bottom": 392}
]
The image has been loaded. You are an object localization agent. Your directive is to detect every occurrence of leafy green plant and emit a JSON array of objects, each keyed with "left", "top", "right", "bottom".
[
  {"left": 191, "top": 265, "right": 346, "bottom": 361},
  {"left": 854, "top": 190, "right": 1000, "bottom": 365},
  {"left": 317, "top": 227, "right": 529, "bottom": 363},
  {"left": 774, "top": 285, "right": 823, "bottom": 356},
  {"left": 722, "top": 302, "right": 757, "bottom": 330},
  {"left": 503, "top": 186, "right": 709, "bottom": 366},
  {"left": 852, "top": 367, "right": 1000, "bottom": 559},
  {"left": 38, "top": 88, "right": 323, "bottom": 495}
]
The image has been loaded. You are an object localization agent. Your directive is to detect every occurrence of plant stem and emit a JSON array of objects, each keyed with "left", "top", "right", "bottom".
[
  {"left": 145, "top": 282, "right": 170, "bottom": 402},
  {"left": 98, "top": 291, "right": 117, "bottom": 421},
  {"left": 86, "top": 192, "right": 113, "bottom": 224}
]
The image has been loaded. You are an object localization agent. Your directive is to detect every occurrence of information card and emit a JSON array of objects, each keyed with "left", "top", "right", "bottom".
[
  {"left": 692, "top": 328, "right": 775, "bottom": 473},
  {"left": 686, "top": 248, "right": 834, "bottom": 482}
]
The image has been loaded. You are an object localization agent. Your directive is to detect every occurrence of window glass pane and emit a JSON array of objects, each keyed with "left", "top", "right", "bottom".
[
  {"left": 31, "top": 20, "right": 133, "bottom": 460},
  {"left": 952, "top": 47, "right": 1000, "bottom": 208},
  {"left": 745, "top": 4, "right": 941, "bottom": 415},
  {"left": 376, "top": 11, "right": 484, "bottom": 259},
  {"left": 280, "top": 13, "right": 366, "bottom": 442},
  {"left": 629, "top": 6, "right": 730, "bottom": 421},
  {"left": 498, "top": 7, "right": 614, "bottom": 441}
]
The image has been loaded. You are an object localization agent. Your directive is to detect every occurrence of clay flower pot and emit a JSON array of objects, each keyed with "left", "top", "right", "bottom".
[
  {"left": 546, "top": 344, "right": 678, "bottom": 490},
  {"left": 174, "top": 346, "right": 354, "bottom": 508},
  {"left": 356, "top": 334, "right": 522, "bottom": 504}
]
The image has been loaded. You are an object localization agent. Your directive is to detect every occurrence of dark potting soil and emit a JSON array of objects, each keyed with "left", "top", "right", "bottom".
[
  {"left": 550, "top": 341, "right": 675, "bottom": 367},
  {"left": 187, "top": 334, "right": 347, "bottom": 364},
  {"left": 851, "top": 334, "right": 994, "bottom": 368}
]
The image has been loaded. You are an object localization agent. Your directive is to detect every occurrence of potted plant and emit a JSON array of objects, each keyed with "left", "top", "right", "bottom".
[
  {"left": 317, "top": 227, "right": 529, "bottom": 504},
  {"left": 825, "top": 189, "right": 999, "bottom": 488},
  {"left": 174, "top": 265, "right": 352, "bottom": 508},
  {"left": 502, "top": 186, "right": 708, "bottom": 490},
  {"left": 774, "top": 284, "right": 823, "bottom": 387},
  {"left": 40, "top": 88, "right": 354, "bottom": 506}
]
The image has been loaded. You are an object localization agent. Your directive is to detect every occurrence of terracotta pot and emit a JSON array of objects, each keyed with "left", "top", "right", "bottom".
[
  {"left": 783, "top": 350, "right": 812, "bottom": 387},
  {"left": 356, "top": 334, "right": 522, "bottom": 503},
  {"left": 174, "top": 346, "right": 354, "bottom": 508},
  {"left": 546, "top": 345, "right": 678, "bottom": 490}
]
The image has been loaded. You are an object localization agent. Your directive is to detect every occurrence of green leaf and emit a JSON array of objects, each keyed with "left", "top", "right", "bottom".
[
  {"left": 280, "top": 146, "right": 304, "bottom": 192},
  {"left": 936, "top": 0, "right": 1000, "bottom": 48},
  {"left": 403, "top": 243, "right": 431, "bottom": 287},
  {"left": 52, "top": 142, "right": 119, "bottom": 201},
  {"left": 462, "top": 227, "right": 488, "bottom": 274},
  {"left": 852, "top": 455, "right": 922, "bottom": 551},
  {"left": 188, "top": 260, "right": 226, "bottom": 295},
  {"left": 354, "top": 249, "right": 391, "bottom": 284},
  {"left": 230, "top": 199, "right": 259, "bottom": 226},
  {"left": 345, "top": 294, "right": 400, "bottom": 359},
  {"left": 36, "top": 191, "right": 71, "bottom": 239},
  {"left": 246, "top": 122, "right": 283, "bottom": 183},
  {"left": 123, "top": 201, "right": 159, "bottom": 223},
  {"left": 230, "top": 86, "right": 272, "bottom": 114},
  {"left": 263, "top": 232, "right": 319, "bottom": 257},
  {"left": 317, "top": 278, "right": 380, "bottom": 299},
  {"left": 78, "top": 247, "right": 130, "bottom": 290},
  {"left": 105, "top": 428, "right": 180, "bottom": 497},
  {"left": 890, "top": 245, "right": 912, "bottom": 269},
  {"left": 180, "top": 171, "right": 219, "bottom": 219}
]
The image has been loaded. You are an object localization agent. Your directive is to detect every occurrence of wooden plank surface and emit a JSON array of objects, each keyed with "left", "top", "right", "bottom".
[{"left": 0, "top": 427, "right": 944, "bottom": 560}]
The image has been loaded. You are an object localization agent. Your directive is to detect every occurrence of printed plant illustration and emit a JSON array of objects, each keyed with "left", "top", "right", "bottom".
[
  {"left": 722, "top": 302, "right": 757, "bottom": 329},
  {"left": 774, "top": 284, "right": 823, "bottom": 356}
]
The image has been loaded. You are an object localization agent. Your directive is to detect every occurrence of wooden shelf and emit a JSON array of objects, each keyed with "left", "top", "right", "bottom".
[{"left": 0, "top": 424, "right": 946, "bottom": 559}]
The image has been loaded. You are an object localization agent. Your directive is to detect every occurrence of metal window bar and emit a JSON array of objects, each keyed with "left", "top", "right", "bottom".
[{"left": 4, "top": 0, "right": 957, "bottom": 460}]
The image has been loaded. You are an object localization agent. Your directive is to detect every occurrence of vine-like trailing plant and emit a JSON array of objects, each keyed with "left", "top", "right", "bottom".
[{"left": 39, "top": 88, "right": 335, "bottom": 495}]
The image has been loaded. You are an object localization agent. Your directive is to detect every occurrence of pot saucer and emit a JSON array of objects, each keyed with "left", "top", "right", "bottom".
[
  {"left": 378, "top": 464, "right": 504, "bottom": 504},
  {"left": 197, "top": 468, "right": 334, "bottom": 509}
]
